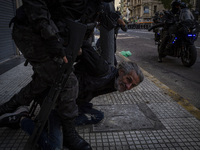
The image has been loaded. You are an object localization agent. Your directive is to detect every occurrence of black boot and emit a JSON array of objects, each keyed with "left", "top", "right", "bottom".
[
  {"left": 62, "top": 119, "right": 92, "bottom": 150},
  {"left": 158, "top": 54, "right": 163, "bottom": 62},
  {"left": 0, "top": 95, "right": 21, "bottom": 116}
]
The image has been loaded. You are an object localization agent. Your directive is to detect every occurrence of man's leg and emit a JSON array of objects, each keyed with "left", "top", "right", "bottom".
[
  {"left": 0, "top": 106, "right": 62, "bottom": 150},
  {"left": 48, "top": 110, "right": 63, "bottom": 149},
  {"left": 56, "top": 72, "right": 92, "bottom": 150},
  {"left": 21, "top": 110, "right": 63, "bottom": 150}
]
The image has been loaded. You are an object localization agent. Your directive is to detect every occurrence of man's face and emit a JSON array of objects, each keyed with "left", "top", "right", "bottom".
[{"left": 115, "top": 70, "right": 140, "bottom": 92}]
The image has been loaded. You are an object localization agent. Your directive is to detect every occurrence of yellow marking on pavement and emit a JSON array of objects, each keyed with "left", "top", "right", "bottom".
[{"left": 117, "top": 52, "right": 200, "bottom": 120}]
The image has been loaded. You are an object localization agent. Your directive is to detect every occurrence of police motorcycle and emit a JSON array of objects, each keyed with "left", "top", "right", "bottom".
[{"left": 149, "top": 9, "right": 198, "bottom": 67}]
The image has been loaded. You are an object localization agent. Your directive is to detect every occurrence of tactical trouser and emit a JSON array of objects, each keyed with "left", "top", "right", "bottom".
[
  {"left": 9, "top": 24, "right": 78, "bottom": 120},
  {"left": 159, "top": 30, "right": 169, "bottom": 55},
  {"left": 9, "top": 24, "right": 92, "bottom": 150}
]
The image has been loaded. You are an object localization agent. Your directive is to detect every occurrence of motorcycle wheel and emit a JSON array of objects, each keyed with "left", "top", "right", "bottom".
[{"left": 181, "top": 45, "right": 197, "bottom": 67}]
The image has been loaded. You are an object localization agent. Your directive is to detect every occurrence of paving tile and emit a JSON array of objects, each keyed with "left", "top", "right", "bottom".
[{"left": 0, "top": 62, "right": 200, "bottom": 150}]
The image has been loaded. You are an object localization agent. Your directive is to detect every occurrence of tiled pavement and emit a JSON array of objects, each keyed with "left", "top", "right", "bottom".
[{"left": 0, "top": 55, "right": 200, "bottom": 150}]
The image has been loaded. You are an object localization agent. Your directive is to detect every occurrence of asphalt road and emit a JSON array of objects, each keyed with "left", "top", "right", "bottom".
[{"left": 116, "top": 29, "right": 200, "bottom": 109}]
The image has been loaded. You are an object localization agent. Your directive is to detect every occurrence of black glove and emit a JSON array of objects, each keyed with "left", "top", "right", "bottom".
[
  {"left": 121, "top": 25, "right": 128, "bottom": 32},
  {"left": 45, "top": 36, "right": 65, "bottom": 58},
  {"left": 35, "top": 19, "right": 66, "bottom": 58}
]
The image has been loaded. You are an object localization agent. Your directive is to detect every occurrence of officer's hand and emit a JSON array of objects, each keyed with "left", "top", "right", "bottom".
[
  {"left": 121, "top": 25, "right": 128, "bottom": 32},
  {"left": 45, "top": 36, "right": 66, "bottom": 59},
  {"left": 78, "top": 48, "right": 82, "bottom": 56},
  {"left": 117, "top": 18, "right": 126, "bottom": 26},
  {"left": 63, "top": 56, "right": 68, "bottom": 63}
]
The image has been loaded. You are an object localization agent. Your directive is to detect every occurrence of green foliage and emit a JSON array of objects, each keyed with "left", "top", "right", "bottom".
[
  {"left": 158, "top": 0, "right": 193, "bottom": 9},
  {"left": 158, "top": 0, "right": 171, "bottom": 9}
]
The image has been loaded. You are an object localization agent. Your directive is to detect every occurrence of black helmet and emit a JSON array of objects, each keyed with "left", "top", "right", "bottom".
[
  {"left": 180, "top": 2, "right": 187, "bottom": 8},
  {"left": 159, "top": 12, "right": 164, "bottom": 16},
  {"left": 155, "top": 11, "right": 159, "bottom": 16},
  {"left": 171, "top": 0, "right": 181, "bottom": 13},
  {"left": 171, "top": 0, "right": 181, "bottom": 7}
]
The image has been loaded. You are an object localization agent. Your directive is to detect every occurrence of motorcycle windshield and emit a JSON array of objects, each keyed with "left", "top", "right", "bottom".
[{"left": 179, "top": 8, "right": 194, "bottom": 21}]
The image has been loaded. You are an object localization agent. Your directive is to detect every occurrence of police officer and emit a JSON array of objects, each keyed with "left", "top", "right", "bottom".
[
  {"left": 179, "top": 2, "right": 195, "bottom": 21},
  {"left": 152, "top": 11, "right": 164, "bottom": 42},
  {"left": 0, "top": 0, "right": 114, "bottom": 150},
  {"left": 158, "top": 0, "right": 181, "bottom": 62}
]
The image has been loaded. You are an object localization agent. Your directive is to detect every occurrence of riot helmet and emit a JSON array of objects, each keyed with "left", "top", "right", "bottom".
[
  {"left": 171, "top": 0, "right": 181, "bottom": 14},
  {"left": 155, "top": 11, "right": 159, "bottom": 16},
  {"left": 180, "top": 2, "right": 187, "bottom": 9}
]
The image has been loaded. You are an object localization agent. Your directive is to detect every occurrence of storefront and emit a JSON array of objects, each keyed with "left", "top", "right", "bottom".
[{"left": 0, "top": 0, "right": 17, "bottom": 62}]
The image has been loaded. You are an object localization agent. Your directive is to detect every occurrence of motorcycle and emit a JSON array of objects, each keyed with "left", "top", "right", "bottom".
[
  {"left": 153, "top": 27, "right": 163, "bottom": 44},
  {"left": 149, "top": 10, "right": 198, "bottom": 67}
]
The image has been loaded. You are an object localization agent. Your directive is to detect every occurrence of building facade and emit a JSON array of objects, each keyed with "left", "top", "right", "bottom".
[
  {"left": 118, "top": 0, "right": 165, "bottom": 23},
  {"left": 118, "top": 0, "right": 200, "bottom": 24},
  {"left": 115, "top": 0, "right": 121, "bottom": 11},
  {"left": 132, "top": 0, "right": 165, "bottom": 23},
  {"left": 0, "top": 0, "right": 199, "bottom": 63}
]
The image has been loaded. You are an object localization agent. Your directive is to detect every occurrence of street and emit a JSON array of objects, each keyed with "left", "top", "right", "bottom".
[
  {"left": 0, "top": 29, "right": 200, "bottom": 150},
  {"left": 116, "top": 29, "right": 200, "bottom": 109}
]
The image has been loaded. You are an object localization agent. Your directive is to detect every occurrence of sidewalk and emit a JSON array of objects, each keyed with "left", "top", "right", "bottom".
[{"left": 0, "top": 54, "right": 200, "bottom": 150}]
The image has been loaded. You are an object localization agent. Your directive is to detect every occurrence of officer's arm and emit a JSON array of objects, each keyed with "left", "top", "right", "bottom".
[
  {"left": 22, "top": 0, "right": 67, "bottom": 63},
  {"left": 22, "top": 0, "right": 53, "bottom": 30}
]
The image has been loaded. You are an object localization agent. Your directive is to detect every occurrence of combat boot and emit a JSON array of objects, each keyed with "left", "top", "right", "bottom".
[
  {"left": 0, "top": 95, "right": 21, "bottom": 116},
  {"left": 158, "top": 55, "right": 163, "bottom": 62},
  {"left": 62, "top": 119, "right": 92, "bottom": 150}
]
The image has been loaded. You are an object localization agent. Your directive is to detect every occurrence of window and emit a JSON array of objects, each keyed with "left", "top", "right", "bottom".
[
  {"left": 144, "top": 6, "right": 149, "bottom": 14},
  {"left": 154, "top": 5, "right": 157, "bottom": 14}
]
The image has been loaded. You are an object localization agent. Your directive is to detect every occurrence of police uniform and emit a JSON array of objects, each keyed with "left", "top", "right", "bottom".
[{"left": 0, "top": 0, "right": 114, "bottom": 149}]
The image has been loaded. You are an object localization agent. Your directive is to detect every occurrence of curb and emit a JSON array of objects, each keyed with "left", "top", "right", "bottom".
[{"left": 116, "top": 52, "right": 200, "bottom": 120}]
